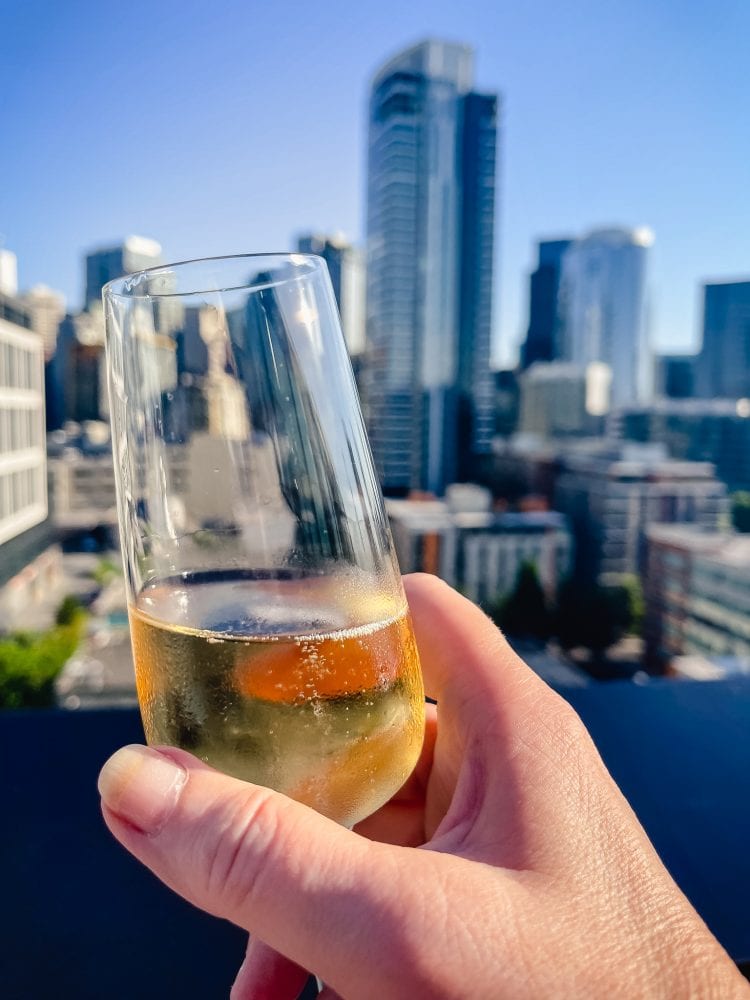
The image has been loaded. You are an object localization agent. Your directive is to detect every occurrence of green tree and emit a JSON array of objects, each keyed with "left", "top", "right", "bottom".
[
  {"left": 732, "top": 492, "right": 750, "bottom": 533},
  {"left": 56, "top": 595, "right": 83, "bottom": 626},
  {"left": 0, "top": 597, "right": 87, "bottom": 708},
  {"left": 93, "top": 557, "right": 121, "bottom": 587},
  {"left": 489, "top": 562, "right": 551, "bottom": 642},
  {"left": 615, "top": 574, "right": 644, "bottom": 637},
  {"left": 553, "top": 579, "right": 633, "bottom": 659}
]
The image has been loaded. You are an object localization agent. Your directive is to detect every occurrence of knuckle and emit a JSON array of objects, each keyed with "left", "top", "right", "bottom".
[
  {"left": 544, "top": 697, "right": 593, "bottom": 760},
  {"left": 203, "top": 787, "right": 279, "bottom": 914}
]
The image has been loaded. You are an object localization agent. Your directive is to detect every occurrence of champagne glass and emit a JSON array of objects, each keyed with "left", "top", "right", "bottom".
[{"left": 103, "top": 253, "right": 424, "bottom": 828}]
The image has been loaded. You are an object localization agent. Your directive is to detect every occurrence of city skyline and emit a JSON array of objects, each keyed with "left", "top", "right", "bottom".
[{"left": 3, "top": 1, "right": 749, "bottom": 367}]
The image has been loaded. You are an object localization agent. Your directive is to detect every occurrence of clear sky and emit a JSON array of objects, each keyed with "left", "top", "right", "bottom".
[{"left": 2, "top": 0, "right": 748, "bottom": 365}]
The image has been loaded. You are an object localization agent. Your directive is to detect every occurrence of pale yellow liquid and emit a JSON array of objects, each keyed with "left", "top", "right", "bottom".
[{"left": 129, "top": 574, "right": 424, "bottom": 827}]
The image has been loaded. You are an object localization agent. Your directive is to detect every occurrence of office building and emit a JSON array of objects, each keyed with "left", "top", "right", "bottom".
[
  {"left": 520, "top": 239, "right": 572, "bottom": 369},
  {"left": 557, "top": 227, "right": 653, "bottom": 407},
  {"left": 611, "top": 398, "right": 750, "bottom": 493},
  {"left": 297, "top": 234, "right": 365, "bottom": 356},
  {"left": 85, "top": 236, "right": 162, "bottom": 308},
  {"left": 21, "top": 285, "right": 66, "bottom": 359},
  {"left": 0, "top": 290, "right": 56, "bottom": 627},
  {"left": 655, "top": 353, "right": 696, "bottom": 399},
  {"left": 645, "top": 524, "right": 750, "bottom": 667},
  {"left": 694, "top": 279, "right": 750, "bottom": 399},
  {"left": 387, "top": 494, "right": 572, "bottom": 605},
  {"left": 519, "top": 361, "right": 611, "bottom": 439},
  {"left": 493, "top": 368, "right": 519, "bottom": 437},
  {"left": 365, "top": 40, "right": 498, "bottom": 494},
  {"left": 554, "top": 443, "right": 728, "bottom": 580},
  {"left": 49, "top": 310, "right": 107, "bottom": 428}
]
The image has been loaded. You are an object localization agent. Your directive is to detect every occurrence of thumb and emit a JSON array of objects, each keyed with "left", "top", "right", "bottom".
[{"left": 98, "top": 744, "right": 410, "bottom": 993}]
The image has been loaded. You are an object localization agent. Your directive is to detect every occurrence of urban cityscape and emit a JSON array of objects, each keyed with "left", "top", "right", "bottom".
[
  {"left": 0, "top": 21, "right": 750, "bottom": 1000},
  {"left": 2, "top": 38, "right": 749, "bottom": 712}
]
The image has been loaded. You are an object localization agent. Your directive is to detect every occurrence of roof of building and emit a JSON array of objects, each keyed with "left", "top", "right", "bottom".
[{"left": 646, "top": 524, "right": 730, "bottom": 552}]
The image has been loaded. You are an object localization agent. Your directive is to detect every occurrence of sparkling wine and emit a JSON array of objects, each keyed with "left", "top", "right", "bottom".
[{"left": 129, "top": 572, "right": 424, "bottom": 827}]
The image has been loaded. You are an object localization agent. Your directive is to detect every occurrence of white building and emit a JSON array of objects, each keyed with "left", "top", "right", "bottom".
[
  {"left": 21, "top": 285, "right": 66, "bottom": 358},
  {"left": 0, "top": 292, "right": 59, "bottom": 628},
  {"left": 0, "top": 250, "right": 19, "bottom": 296},
  {"left": 0, "top": 298, "right": 47, "bottom": 545},
  {"left": 519, "top": 361, "right": 612, "bottom": 438},
  {"left": 387, "top": 496, "right": 572, "bottom": 604}
]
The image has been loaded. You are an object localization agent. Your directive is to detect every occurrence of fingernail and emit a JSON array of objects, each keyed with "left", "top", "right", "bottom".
[{"left": 98, "top": 745, "right": 187, "bottom": 834}]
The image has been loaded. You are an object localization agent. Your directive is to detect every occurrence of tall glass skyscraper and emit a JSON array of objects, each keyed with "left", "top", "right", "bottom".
[
  {"left": 85, "top": 236, "right": 162, "bottom": 308},
  {"left": 364, "top": 40, "right": 498, "bottom": 495},
  {"left": 694, "top": 279, "right": 750, "bottom": 399},
  {"left": 557, "top": 227, "right": 653, "bottom": 407},
  {"left": 520, "top": 239, "right": 572, "bottom": 370}
]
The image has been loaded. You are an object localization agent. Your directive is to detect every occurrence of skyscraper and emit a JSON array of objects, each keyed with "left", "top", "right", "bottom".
[
  {"left": 296, "top": 233, "right": 365, "bottom": 356},
  {"left": 365, "top": 40, "right": 498, "bottom": 495},
  {"left": 520, "top": 239, "right": 572, "bottom": 369},
  {"left": 85, "top": 236, "right": 162, "bottom": 308},
  {"left": 694, "top": 279, "right": 750, "bottom": 399},
  {"left": 655, "top": 352, "right": 696, "bottom": 399},
  {"left": 557, "top": 227, "right": 652, "bottom": 407}
]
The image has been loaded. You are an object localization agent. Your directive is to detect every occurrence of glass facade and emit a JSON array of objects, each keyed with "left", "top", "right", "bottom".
[
  {"left": 557, "top": 228, "right": 652, "bottom": 408},
  {"left": 85, "top": 236, "right": 162, "bottom": 308},
  {"left": 694, "top": 280, "right": 750, "bottom": 399},
  {"left": 520, "top": 239, "right": 572, "bottom": 370},
  {"left": 365, "top": 41, "right": 497, "bottom": 494}
]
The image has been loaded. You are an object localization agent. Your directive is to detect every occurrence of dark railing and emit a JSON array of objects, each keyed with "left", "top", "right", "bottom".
[{"left": 2, "top": 677, "right": 748, "bottom": 997}]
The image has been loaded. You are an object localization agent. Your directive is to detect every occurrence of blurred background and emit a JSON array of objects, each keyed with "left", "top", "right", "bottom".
[{"left": 1, "top": 1, "right": 749, "bottom": 996}]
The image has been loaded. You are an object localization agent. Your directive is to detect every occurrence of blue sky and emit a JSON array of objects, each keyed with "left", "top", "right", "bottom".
[{"left": 2, "top": 0, "right": 748, "bottom": 364}]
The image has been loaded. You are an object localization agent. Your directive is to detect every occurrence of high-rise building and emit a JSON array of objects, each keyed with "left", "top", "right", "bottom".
[
  {"left": 493, "top": 368, "right": 520, "bottom": 437},
  {"left": 84, "top": 236, "right": 162, "bottom": 308},
  {"left": 694, "top": 279, "right": 750, "bottom": 399},
  {"left": 520, "top": 239, "right": 572, "bottom": 369},
  {"left": 296, "top": 234, "right": 365, "bottom": 356},
  {"left": 557, "top": 227, "right": 653, "bottom": 408},
  {"left": 365, "top": 40, "right": 498, "bottom": 494}
]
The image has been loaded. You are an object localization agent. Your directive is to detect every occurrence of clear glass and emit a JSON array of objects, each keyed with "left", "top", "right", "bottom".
[{"left": 104, "top": 253, "right": 424, "bottom": 827}]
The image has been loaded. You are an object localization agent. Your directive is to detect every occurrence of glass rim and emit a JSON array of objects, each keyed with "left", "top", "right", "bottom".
[{"left": 102, "top": 251, "right": 325, "bottom": 300}]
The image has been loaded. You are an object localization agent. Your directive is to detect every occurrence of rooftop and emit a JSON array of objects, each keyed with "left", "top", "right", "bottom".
[{"left": 647, "top": 525, "right": 750, "bottom": 567}]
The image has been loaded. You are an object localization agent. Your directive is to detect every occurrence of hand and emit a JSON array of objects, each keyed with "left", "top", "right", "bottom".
[{"left": 98, "top": 575, "right": 747, "bottom": 999}]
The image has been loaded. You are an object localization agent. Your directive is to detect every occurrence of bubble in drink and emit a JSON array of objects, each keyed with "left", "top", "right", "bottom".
[{"left": 129, "top": 572, "right": 425, "bottom": 827}]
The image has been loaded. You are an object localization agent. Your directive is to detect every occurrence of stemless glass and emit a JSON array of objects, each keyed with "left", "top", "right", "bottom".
[{"left": 103, "top": 253, "right": 424, "bottom": 828}]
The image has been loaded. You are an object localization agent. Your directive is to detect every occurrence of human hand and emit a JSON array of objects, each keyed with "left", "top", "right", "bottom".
[{"left": 98, "top": 575, "right": 748, "bottom": 999}]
